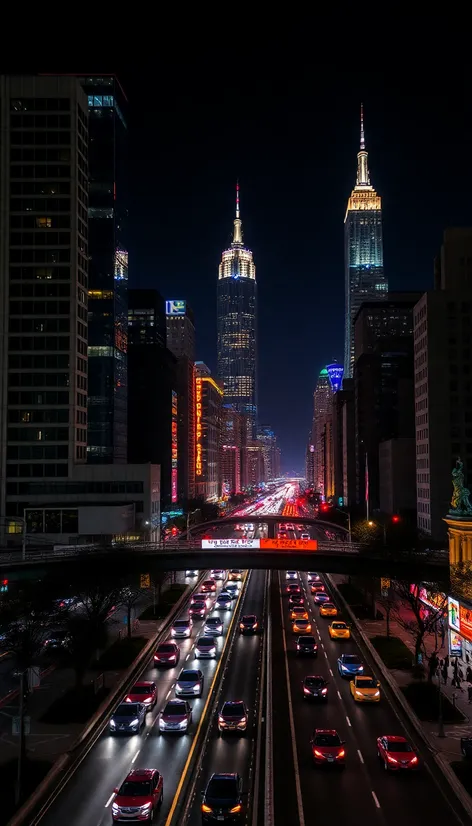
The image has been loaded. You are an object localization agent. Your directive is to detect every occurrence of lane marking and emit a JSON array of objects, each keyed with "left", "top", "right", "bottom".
[
  {"left": 279, "top": 573, "right": 306, "bottom": 826},
  {"left": 131, "top": 749, "right": 140, "bottom": 764},
  {"left": 346, "top": 715, "right": 352, "bottom": 727},
  {"left": 372, "top": 791, "right": 381, "bottom": 808},
  {"left": 337, "top": 690, "right": 342, "bottom": 699},
  {"left": 104, "top": 793, "right": 115, "bottom": 808},
  {"left": 324, "top": 651, "right": 328, "bottom": 659},
  {"left": 357, "top": 749, "right": 364, "bottom": 764},
  {"left": 185, "top": 653, "right": 190, "bottom": 661},
  {"left": 329, "top": 668, "right": 333, "bottom": 676},
  {"left": 165, "top": 689, "right": 171, "bottom": 699}
]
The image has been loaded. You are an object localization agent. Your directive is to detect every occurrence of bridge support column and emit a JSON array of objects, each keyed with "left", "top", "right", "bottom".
[{"left": 267, "top": 521, "right": 276, "bottom": 539}]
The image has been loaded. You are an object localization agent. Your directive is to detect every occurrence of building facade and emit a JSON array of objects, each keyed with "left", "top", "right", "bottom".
[
  {"left": 257, "top": 424, "right": 278, "bottom": 482},
  {"left": 0, "top": 75, "right": 89, "bottom": 522},
  {"left": 247, "top": 441, "right": 265, "bottom": 487},
  {"left": 221, "top": 406, "right": 247, "bottom": 495},
  {"left": 78, "top": 75, "right": 129, "bottom": 464},
  {"left": 344, "top": 106, "right": 386, "bottom": 378},
  {"left": 166, "top": 300, "right": 196, "bottom": 502},
  {"left": 127, "top": 289, "right": 176, "bottom": 508},
  {"left": 217, "top": 186, "right": 257, "bottom": 438},
  {"left": 195, "top": 363, "right": 223, "bottom": 502},
  {"left": 312, "top": 368, "right": 332, "bottom": 497}
]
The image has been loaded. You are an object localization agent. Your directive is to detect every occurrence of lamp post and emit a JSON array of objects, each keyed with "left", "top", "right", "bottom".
[
  {"left": 187, "top": 508, "right": 200, "bottom": 539},
  {"left": 368, "top": 520, "right": 386, "bottom": 546},
  {"left": 332, "top": 507, "right": 352, "bottom": 543}
]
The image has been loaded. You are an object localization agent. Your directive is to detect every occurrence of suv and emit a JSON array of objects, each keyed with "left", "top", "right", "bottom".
[
  {"left": 201, "top": 773, "right": 243, "bottom": 822},
  {"left": 218, "top": 700, "right": 248, "bottom": 733},
  {"left": 112, "top": 768, "right": 163, "bottom": 822},
  {"left": 239, "top": 615, "right": 259, "bottom": 634}
]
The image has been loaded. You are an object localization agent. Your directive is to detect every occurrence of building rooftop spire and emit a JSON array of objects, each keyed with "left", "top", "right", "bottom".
[
  {"left": 356, "top": 104, "right": 370, "bottom": 187},
  {"left": 232, "top": 181, "right": 243, "bottom": 245},
  {"left": 360, "top": 102, "right": 365, "bottom": 150}
]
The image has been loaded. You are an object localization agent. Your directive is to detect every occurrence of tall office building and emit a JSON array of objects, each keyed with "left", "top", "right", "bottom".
[
  {"left": 0, "top": 75, "right": 89, "bottom": 519},
  {"left": 75, "top": 76, "right": 129, "bottom": 463},
  {"left": 217, "top": 185, "right": 257, "bottom": 438},
  {"left": 344, "top": 106, "right": 386, "bottom": 377},
  {"left": 195, "top": 362, "right": 223, "bottom": 503},
  {"left": 221, "top": 406, "right": 248, "bottom": 495},
  {"left": 257, "top": 424, "right": 278, "bottom": 482},
  {"left": 312, "top": 368, "right": 332, "bottom": 497},
  {"left": 166, "top": 300, "right": 196, "bottom": 502}
]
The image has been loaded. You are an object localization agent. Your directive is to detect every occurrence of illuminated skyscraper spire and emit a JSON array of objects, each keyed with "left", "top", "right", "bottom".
[
  {"left": 356, "top": 103, "right": 370, "bottom": 187},
  {"left": 232, "top": 181, "right": 243, "bottom": 245},
  {"left": 360, "top": 102, "right": 365, "bottom": 150}
]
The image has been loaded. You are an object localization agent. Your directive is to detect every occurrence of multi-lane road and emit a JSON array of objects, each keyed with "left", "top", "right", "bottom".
[{"left": 24, "top": 484, "right": 469, "bottom": 825}]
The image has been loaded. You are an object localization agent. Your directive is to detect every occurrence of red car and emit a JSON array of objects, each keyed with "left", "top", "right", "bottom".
[
  {"left": 285, "top": 584, "right": 301, "bottom": 596},
  {"left": 154, "top": 642, "right": 180, "bottom": 667},
  {"left": 189, "top": 601, "right": 206, "bottom": 619},
  {"left": 310, "top": 729, "right": 346, "bottom": 767},
  {"left": 112, "top": 768, "right": 163, "bottom": 822},
  {"left": 191, "top": 592, "right": 210, "bottom": 607},
  {"left": 288, "top": 595, "right": 305, "bottom": 608},
  {"left": 311, "top": 583, "right": 325, "bottom": 594},
  {"left": 201, "top": 580, "right": 217, "bottom": 593},
  {"left": 125, "top": 681, "right": 157, "bottom": 708},
  {"left": 377, "top": 735, "right": 419, "bottom": 771}
]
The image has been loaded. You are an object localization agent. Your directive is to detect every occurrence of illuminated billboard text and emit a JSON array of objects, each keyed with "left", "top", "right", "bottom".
[
  {"left": 326, "top": 363, "right": 344, "bottom": 393},
  {"left": 448, "top": 597, "right": 460, "bottom": 632},
  {"left": 196, "top": 378, "right": 202, "bottom": 476},
  {"left": 202, "top": 539, "right": 260, "bottom": 549},
  {"left": 166, "top": 300, "right": 186, "bottom": 315},
  {"left": 260, "top": 538, "right": 318, "bottom": 551},
  {"left": 459, "top": 605, "right": 472, "bottom": 644},
  {"left": 171, "top": 390, "right": 178, "bottom": 502}
]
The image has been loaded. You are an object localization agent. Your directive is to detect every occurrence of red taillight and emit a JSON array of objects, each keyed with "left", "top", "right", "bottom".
[
  {"left": 410, "top": 756, "right": 418, "bottom": 764},
  {"left": 314, "top": 749, "right": 324, "bottom": 758},
  {"left": 337, "top": 749, "right": 345, "bottom": 758}
]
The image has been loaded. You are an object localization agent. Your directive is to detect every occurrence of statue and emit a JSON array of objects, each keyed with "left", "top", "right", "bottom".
[{"left": 450, "top": 458, "right": 472, "bottom": 515}]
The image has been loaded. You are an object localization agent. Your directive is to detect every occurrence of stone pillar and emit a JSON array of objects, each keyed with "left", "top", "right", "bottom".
[{"left": 444, "top": 515, "right": 472, "bottom": 569}]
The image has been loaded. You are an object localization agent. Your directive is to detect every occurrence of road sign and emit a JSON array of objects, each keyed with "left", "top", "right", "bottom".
[
  {"left": 12, "top": 716, "right": 30, "bottom": 735},
  {"left": 381, "top": 578, "right": 390, "bottom": 589},
  {"left": 140, "top": 573, "right": 150, "bottom": 589},
  {"left": 202, "top": 539, "right": 260, "bottom": 549}
]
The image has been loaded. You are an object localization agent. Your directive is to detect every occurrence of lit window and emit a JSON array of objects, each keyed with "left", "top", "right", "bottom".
[{"left": 36, "top": 217, "right": 52, "bottom": 228}]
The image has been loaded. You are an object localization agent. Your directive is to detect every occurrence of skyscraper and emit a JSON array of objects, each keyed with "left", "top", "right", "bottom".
[
  {"left": 166, "top": 301, "right": 196, "bottom": 502},
  {"left": 312, "top": 368, "right": 332, "bottom": 497},
  {"left": 344, "top": 106, "right": 386, "bottom": 377},
  {"left": 217, "top": 185, "right": 257, "bottom": 438}
]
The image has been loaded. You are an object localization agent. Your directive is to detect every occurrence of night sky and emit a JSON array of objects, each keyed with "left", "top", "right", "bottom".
[{"left": 121, "top": 62, "right": 472, "bottom": 472}]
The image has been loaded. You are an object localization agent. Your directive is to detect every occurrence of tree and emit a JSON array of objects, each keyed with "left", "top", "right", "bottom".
[
  {"left": 390, "top": 580, "right": 447, "bottom": 667},
  {"left": 450, "top": 560, "right": 472, "bottom": 603},
  {"left": 119, "top": 586, "right": 143, "bottom": 638},
  {"left": 62, "top": 584, "right": 122, "bottom": 686}
]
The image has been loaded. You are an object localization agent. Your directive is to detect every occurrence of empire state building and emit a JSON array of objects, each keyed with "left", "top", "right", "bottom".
[
  {"left": 344, "top": 106, "right": 387, "bottom": 377},
  {"left": 217, "top": 186, "right": 257, "bottom": 438}
]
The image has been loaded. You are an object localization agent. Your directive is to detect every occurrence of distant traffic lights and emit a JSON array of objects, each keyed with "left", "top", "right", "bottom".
[
  {"left": 0, "top": 579, "right": 8, "bottom": 593},
  {"left": 392, "top": 515, "right": 400, "bottom": 523}
]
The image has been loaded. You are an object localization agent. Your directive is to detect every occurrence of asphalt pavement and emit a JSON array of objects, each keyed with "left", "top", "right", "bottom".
[
  {"left": 273, "top": 568, "right": 466, "bottom": 826},
  {"left": 38, "top": 571, "right": 244, "bottom": 826}
]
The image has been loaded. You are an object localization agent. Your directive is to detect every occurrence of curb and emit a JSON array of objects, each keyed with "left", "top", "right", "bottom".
[
  {"left": 8, "top": 574, "right": 205, "bottom": 826},
  {"left": 326, "top": 574, "right": 472, "bottom": 824}
]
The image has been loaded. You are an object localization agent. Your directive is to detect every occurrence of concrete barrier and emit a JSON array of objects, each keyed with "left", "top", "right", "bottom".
[
  {"left": 8, "top": 574, "right": 205, "bottom": 826},
  {"left": 326, "top": 574, "right": 472, "bottom": 824}
]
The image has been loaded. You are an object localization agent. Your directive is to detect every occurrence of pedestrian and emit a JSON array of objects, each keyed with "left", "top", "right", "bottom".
[
  {"left": 440, "top": 621, "right": 446, "bottom": 647},
  {"left": 428, "top": 651, "right": 439, "bottom": 683},
  {"left": 445, "top": 654, "right": 450, "bottom": 669},
  {"left": 468, "top": 684, "right": 472, "bottom": 704},
  {"left": 466, "top": 665, "right": 472, "bottom": 684},
  {"left": 442, "top": 664, "right": 448, "bottom": 685}
]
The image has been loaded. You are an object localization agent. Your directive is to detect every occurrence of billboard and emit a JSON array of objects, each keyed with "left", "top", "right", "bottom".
[
  {"left": 448, "top": 596, "right": 460, "bottom": 632},
  {"left": 449, "top": 629, "right": 462, "bottom": 657},
  {"left": 326, "top": 363, "right": 344, "bottom": 393},
  {"left": 260, "top": 538, "right": 318, "bottom": 551},
  {"left": 459, "top": 604, "right": 472, "bottom": 643},
  {"left": 171, "top": 391, "right": 178, "bottom": 502},
  {"left": 166, "top": 300, "right": 186, "bottom": 315},
  {"left": 196, "top": 378, "right": 202, "bottom": 476},
  {"left": 202, "top": 539, "right": 260, "bottom": 549}
]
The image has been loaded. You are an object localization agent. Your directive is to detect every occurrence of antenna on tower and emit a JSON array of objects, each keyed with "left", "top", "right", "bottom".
[
  {"left": 236, "top": 180, "right": 240, "bottom": 219},
  {"left": 360, "top": 103, "right": 365, "bottom": 150}
]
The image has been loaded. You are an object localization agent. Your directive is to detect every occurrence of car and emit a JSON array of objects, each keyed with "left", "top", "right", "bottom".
[
  {"left": 314, "top": 592, "right": 331, "bottom": 604},
  {"left": 42, "top": 628, "right": 71, "bottom": 651},
  {"left": 239, "top": 614, "right": 259, "bottom": 634},
  {"left": 310, "top": 729, "right": 346, "bottom": 767},
  {"left": 171, "top": 618, "right": 192, "bottom": 638},
  {"left": 296, "top": 635, "right": 318, "bottom": 656},
  {"left": 302, "top": 675, "right": 328, "bottom": 700},
  {"left": 175, "top": 668, "right": 204, "bottom": 697},
  {"left": 350, "top": 675, "right": 381, "bottom": 702},
  {"left": 195, "top": 637, "right": 217, "bottom": 658},
  {"left": 319, "top": 602, "right": 338, "bottom": 617},
  {"left": 337, "top": 654, "right": 364, "bottom": 677},
  {"left": 223, "top": 583, "right": 239, "bottom": 598},
  {"left": 201, "top": 772, "right": 243, "bottom": 823},
  {"left": 210, "top": 569, "right": 225, "bottom": 580},
  {"left": 112, "top": 768, "right": 163, "bottom": 822},
  {"left": 288, "top": 594, "right": 305, "bottom": 608},
  {"left": 154, "top": 642, "right": 180, "bottom": 667},
  {"left": 278, "top": 531, "right": 288, "bottom": 539},
  {"left": 216, "top": 594, "right": 232, "bottom": 611},
  {"left": 218, "top": 700, "right": 248, "bottom": 733},
  {"left": 204, "top": 617, "right": 224, "bottom": 636},
  {"left": 292, "top": 618, "right": 312, "bottom": 634},
  {"left": 311, "top": 582, "right": 325, "bottom": 593},
  {"left": 290, "top": 606, "right": 309, "bottom": 620},
  {"left": 377, "top": 735, "right": 419, "bottom": 771},
  {"left": 159, "top": 699, "right": 192, "bottom": 733},
  {"left": 189, "top": 601, "right": 207, "bottom": 619},
  {"left": 285, "top": 584, "right": 301, "bottom": 596},
  {"left": 110, "top": 703, "right": 146, "bottom": 734},
  {"left": 201, "top": 580, "right": 217, "bottom": 593},
  {"left": 285, "top": 570, "right": 298, "bottom": 580},
  {"left": 328, "top": 621, "right": 351, "bottom": 640},
  {"left": 307, "top": 572, "right": 320, "bottom": 582},
  {"left": 191, "top": 592, "right": 211, "bottom": 607},
  {"left": 228, "top": 569, "right": 243, "bottom": 582},
  {"left": 185, "top": 569, "right": 199, "bottom": 577},
  {"left": 125, "top": 681, "right": 157, "bottom": 708},
  {"left": 300, "top": 532, "right": 310, "bottom": 540}
]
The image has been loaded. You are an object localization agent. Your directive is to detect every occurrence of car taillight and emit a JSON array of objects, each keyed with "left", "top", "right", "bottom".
[
  {"left": 230, "top": 805, "right": 242, "bottom": 813},
  {"left": 410, "top": 755, "right": 418, "bottom": 764},
  {"left": 303, "top": 687, "right": 311, "bottom": 694},
  {"left": 387, "top": 754, "right": 398, "bottom": 763},
  {"left": 201, "top": 803, "right": 213, "bottom": 813},
  {"left": 321, "top": 688, "right": 328, "bottom": 694},
  {"left": 314, "top": 749, "right": 324, "bottom": 758},
  {"left": 337, "top": 749, "right": 345, "bottom": 758}
]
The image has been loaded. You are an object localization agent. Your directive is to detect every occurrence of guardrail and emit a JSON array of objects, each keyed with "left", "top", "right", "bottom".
[{"left": 8, "top": 573, "right": 206, "bottom": 826}]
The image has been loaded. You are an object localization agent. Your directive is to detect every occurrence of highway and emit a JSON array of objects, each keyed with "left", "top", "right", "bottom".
[{"left": 271, "top": 566, "right": 465, "bottom": 826}]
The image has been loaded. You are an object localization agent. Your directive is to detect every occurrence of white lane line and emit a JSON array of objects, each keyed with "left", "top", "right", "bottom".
[
  {"left": 346, "top": 715, "right": 352, "bottom": 727},
  {"left": 131, "top": 749, "right": 140, "bottom": 764},
  {"left": 337, "top": 690, "right": 342, "bottom": 699},
  {"left": 371, "top": 791, "right": 381, "bottom": 808},
  {"left": 357, "top": 749, "right": 364, "bottom": 764},
  {"left": 329, "top": 668, "right": 333, "bottom": 676},
  {"left": 324, "top": 651, "right": 328, "bottom": 659},
  {"left": 185, "top": 653, "right": 190, "bottom": 660},
  {"left": 165, "top": 689, "right": 171, "bottom": 699},
  {"left": 320, "top": 642, "right": 324, "bottom": 649},
  {"left": 278, "top": 574, "right": 306, "bottom": 826},
  {"left": 104, "top": 793, "right": 115, "bottom": 808}
]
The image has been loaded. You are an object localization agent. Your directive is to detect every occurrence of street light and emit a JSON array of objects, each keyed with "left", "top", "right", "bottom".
[
  {"left": 367, "top": 520, "right": 386, "bottom": 546},
  {"left": 330, "top": 507, "right": 352, "bottom": 543}
]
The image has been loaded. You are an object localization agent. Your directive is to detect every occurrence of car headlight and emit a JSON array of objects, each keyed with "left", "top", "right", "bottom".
[
  {"left": 110, "top": 719, "right": 116, "bottom": 728},
  {"left": 130, "top": 718, "right": 139, "bottom": 726},
  {"left": 139, "top": 803, "right": 152, "bottom": 812},
  {"left": 374, "top": 690, "right": 380, "bottom": 697},
  {"left": 178, "top": 719, "right": 188, "bottom": 728},
  {"left": 239, "top": 717, "right": 247, "bottom": 724},
  {"left": 218, "top": 715, "right": 225, "bottom": 723},
  {"left": 340, "top": 664, "right": 347, "bottom": 671},
  {"left": 230, "top": 804, "right": 242, "bottom": 813},
  {"left": 176, "top": 684, "right": 182, "bottom": 691},
  {"left": 355, "top": 690, "right": 363, "bottom": 697},
  {"left": 202, "top": 803, "right": 213, "bottom": 813},
  {"left": 193, "top": 685, "right": 200, "bottom": 693},
  {"left": 112, "top": 803, "right": 119, "bottom": 813}
]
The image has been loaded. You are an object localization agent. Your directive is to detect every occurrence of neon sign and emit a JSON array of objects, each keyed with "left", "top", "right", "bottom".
[
  {"left": 166, "top": 300, "right": 186, "bottom": 315},
  {"left": 196, "top": 377, "right": 202, "bottom": 476},
  {"left": 171, "top": 391, "right": 178, "bottom": 502},
  {"left": 327, "top": 363, "right": 344, "bottom": 393}
]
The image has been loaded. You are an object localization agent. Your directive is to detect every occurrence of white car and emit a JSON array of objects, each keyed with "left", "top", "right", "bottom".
[
  {"left": 286, "top": 571, "right": 298, "bottom": 580},
  {"left": 300, "top": 533, "right": 310, "bottom": 541}
]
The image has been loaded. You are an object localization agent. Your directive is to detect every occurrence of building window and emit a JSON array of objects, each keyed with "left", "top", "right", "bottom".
[{"left": 36, "top": 217, "right": 52, "bottom": 228}]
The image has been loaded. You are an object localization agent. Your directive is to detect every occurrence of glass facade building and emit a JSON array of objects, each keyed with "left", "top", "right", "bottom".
[
  {"left": 217, "top": 187, "right": 257, "bottom": 438},
  {"left": 79, "top": 76, "right": 129, "bottom": 463},
  {"left": 344, "top": 107, "right": 387, "bottom": 378}
]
